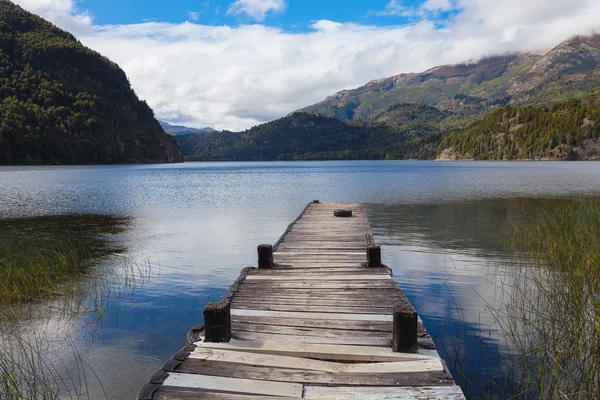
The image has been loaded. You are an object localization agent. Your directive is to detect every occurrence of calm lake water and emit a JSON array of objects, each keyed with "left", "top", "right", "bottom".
[{"left": 2, "top": 160, "right": 600, "bottom": 399}]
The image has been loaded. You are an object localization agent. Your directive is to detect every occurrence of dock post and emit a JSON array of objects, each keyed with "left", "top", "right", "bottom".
[
  {"left": 258, "top": 244, "right": 274, "bottom": 269},
  {"left": 203, "top": 301, "right": 231, "bottom": 343},
  {"left": 392, "top": 303, "right": 418, "bottom": 353},
  {"left": 367, "top": 244, "right": 381, "bottom": 268}
]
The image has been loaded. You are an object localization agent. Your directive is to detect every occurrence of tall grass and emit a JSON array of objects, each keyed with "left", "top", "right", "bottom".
[
  {"left": 0, "top": 216, "right": 151, "bottom": 400},
  {"left": 0, "top": 233, "right": 92, "bottom": 306},
  {"left": 497, "top": 199, "right": 600, "bottom": 398}
]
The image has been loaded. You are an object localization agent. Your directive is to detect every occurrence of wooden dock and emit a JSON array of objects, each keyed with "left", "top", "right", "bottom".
[{"left": 138, "top": 202, "right": 465, "bottom": 399}]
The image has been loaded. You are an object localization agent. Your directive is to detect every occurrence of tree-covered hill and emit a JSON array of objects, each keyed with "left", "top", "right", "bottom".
[
  {"left": 0, "top": 1, "right": 182, "bottom": 165},
  {"left": 177, "top": 111, "right": 444, "bottom": 161},
  {"left": 437, "top": 97, "right": 600, "bottom": 160}
]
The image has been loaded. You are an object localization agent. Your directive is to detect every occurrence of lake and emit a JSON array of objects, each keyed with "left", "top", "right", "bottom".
[{"left": 1, "top": 160, "right": 600, "bottom": 399}]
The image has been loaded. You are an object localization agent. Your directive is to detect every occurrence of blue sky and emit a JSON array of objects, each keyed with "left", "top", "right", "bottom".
[
  {"left": 81, "top": 0, "right": 441, "bottom": 28},
  {"left": 17, "top": 0, "right": 600, "bottom": 130}
]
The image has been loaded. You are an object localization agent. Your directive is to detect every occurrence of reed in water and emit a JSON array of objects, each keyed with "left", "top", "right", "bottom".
[
  {"left": 0, "top": 216, "right": 150, "bottom": 399},
  {"left": 497, "top": 199, "right": 600, "bottom": 398}
]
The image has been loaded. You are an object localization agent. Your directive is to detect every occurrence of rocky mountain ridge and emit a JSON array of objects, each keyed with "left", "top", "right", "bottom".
[{"left": 298, "top": 34, "right": 600, "bottom": 126}]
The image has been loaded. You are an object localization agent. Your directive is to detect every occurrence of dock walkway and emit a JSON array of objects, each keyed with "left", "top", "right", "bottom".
[{"left": 139, "top": 202, "right": 465, "bottom": 399}]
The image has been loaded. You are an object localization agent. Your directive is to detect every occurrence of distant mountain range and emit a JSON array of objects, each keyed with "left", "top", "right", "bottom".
[
  {"left": 0, "top": 2, "right": 182, "bottom": 165},
  {"left": 159, "top": 121, "right": 216, "bottom": 136},
  {"left": 180, "top": 33, "right": 600, "bottom": 161},
  {"left": 298, "top": 34, "right": 600, "bottom": 125},
  {"left": 177, "top": 111, "right": 442, "bottom": 161}
]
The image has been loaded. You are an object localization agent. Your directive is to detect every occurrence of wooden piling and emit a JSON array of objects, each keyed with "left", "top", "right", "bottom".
[
  {"left": 257, "top": 244, "right": 274, "bottom": 269},
  {"left": 203, "top": 301, "right": 231, "bottom": 343},
  {"left": 139, "top": 202, "right": 464, "bottom": 400},
  {"left": 392, "top": 303, "right": 418, "bottom": 353},
  {"left": 367, "top": 244, "right": 382, "bottom": 268}
]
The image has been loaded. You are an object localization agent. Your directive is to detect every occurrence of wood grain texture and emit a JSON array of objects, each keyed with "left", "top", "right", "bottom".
[
  {"left": 166, "top": 359, "right": 452, "bottom": 386},
  {"left": 139, "top": 202, "right": 463, "bottom": 400},
  {"left": 162, "top": 373, "right": 303, "bottom": 397},
  {"left": 194, "top": 338, "right": 436, "bottom": 362},
  {"left": 304, "top": 385, "right": 467, "bottom": 399}
]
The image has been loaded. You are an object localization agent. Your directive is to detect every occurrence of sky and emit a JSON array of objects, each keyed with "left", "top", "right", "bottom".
[{"left": 13, "top": 0, "right": 600, "bottom": 131}]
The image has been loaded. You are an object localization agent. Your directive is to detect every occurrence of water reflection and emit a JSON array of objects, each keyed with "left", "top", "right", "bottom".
[
  {"left": 2, "top": 162, "right": 600, "bottom": 399},
  {"left": 0, "top": 215, "right": 152, "bottom": 400},
  {"left": 369, "top": 199, "right": 555, "bottom": 398}
]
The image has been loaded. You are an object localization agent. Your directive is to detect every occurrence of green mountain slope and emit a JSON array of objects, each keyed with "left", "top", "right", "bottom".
[
  {"left": 298, "top": 35, "right": 600, "bottom": 125},
  {"left": 177, "top": 112, "right": 442, "bottom": 161},
  {"left": 437, "top": 97, "right": 600, "bottom": 160},
  {"left": 0, "top": 1, "right": 182, "bottom": 165}
]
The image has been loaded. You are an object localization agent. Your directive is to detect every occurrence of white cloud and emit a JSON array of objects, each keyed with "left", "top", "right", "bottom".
[
  {"left": 377, "top": 0, "right": 416, "bottom": 17},
  {"left": 10, "top": 0, "right": 600, "bottom": 131},
  {"left": 14, "top": 0, "right": 93, "bottom": 35},
  {"left": 422, "top": 0, "right": 455, "bottom": 12},
  {"left": 188, "top": 11, "right": 200, "bottom": 21},
  {"left": 226, "top": 0, "right": 286, "bottom": 22}
]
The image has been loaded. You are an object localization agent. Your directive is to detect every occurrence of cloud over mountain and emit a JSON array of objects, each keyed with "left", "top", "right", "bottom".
[{"left": 13, "top": 0, "right": 600, "bottom": 131}]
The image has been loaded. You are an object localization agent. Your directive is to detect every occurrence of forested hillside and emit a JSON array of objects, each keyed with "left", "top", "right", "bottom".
[
  {"left": 177, "top": 112, "right": 443, "bottom": 161},
  {"left": 0, "top": 1, "right": 182, "bottom": 164},
  {"left": 437, "top": 97, "right": 600, "bottom": 160}
]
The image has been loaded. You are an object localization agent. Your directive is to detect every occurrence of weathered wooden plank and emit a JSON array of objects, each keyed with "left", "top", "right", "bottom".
[
  {"left": 168, "top": 359, "right": 451, "bottom": 387},
  {"left": 231, "top": 297, "right": 397, "bottom": 308},
  {"left": 230, "top": 309, "right": 393, "bottom": 322},
  {"left": 247, "top": 268, "right": 386, "bottom": 275},
  {"left": 233, "top": 290, "right": 406, "bottom": 301},
  {"left": 194, "top": 338, "right": 434, "bottom": 362},
  {"left": 162, "top": 373, "right": 303, "bottom": 397},
  {"left": 238, "top": 281, "right": 398, "bottom": 289},
  {"left": 235, "top": 286, "right": 401, "bottom": 293},
  {"left": 276, "top": 244, "right": 366, "bottom": 249},
  {"left": 273, "top": 263, "right": 367, "bottom": 268},
  {"left": 245, "top": 275, "right": 390, "bottom": 281},
  {"left": 274, "top": 252, "right": 366, "bottom": 256},
  {"left": 232, "top": 293, "right": 405, "bottom": 303},
  {"left": 232, "top": 331, "right": 391, "bottom": 346},
  {"left": 187, "top": 348, "right": 444, "bottom": 374},
  {"left": 231, "top": 303, "right": 393, "bottom": 315},
  {"left": 231, "top": 318, "right": 429, "bottom": 339},
  {"left": 230, "top": 315, "right": 393, "bottom": 332},
  {"left": 278, "top": 239, "right": 367, "bottom": 244},
  {"left": 232, "top": 322, "right": 390, "bottom": 338},
  {"left": 153, "top": 387, "right": 295, "bottom": 400},
  {"left": 272, "top": 258, "right": 368, "bottom": 263},
  {"left": 304, "top": 386, "right": 466, "bottom": 399}
]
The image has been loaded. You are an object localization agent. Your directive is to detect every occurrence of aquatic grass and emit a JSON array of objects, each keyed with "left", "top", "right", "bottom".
[
  {"left": 493, "top": 199, "right": 600, "bottom": 398},
  {"left": 0, "top": 215, "right": 152, "bottom": 399},
  {"left": 428, "top": 199, "right": 600, "bottom": 399},
  {"left": 0, "top": 233, "right": 92, "bottom": 305}
]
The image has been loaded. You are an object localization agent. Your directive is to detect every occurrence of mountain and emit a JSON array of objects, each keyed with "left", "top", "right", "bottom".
[
  {"left": 179, "top": 33, "right": 600, "bottom": 163},
  {"left": 0, "top": 1, "right": 182, "bottom": 165},
  {"left": 298, "top": 34, "right": 600, "bottom": 126},
  {"left": 437, "top": 96, "right": 600, "bottom": 161},
  {"left": 176, "top": 112, "right": 442, "bottom": 161},
  {"left": 159, "top": 121, "right": 216, "bottom": 136}
]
